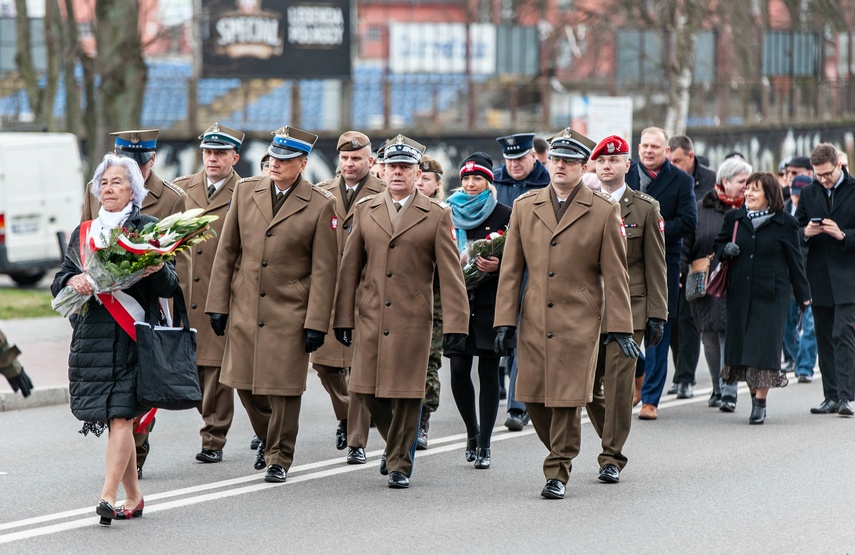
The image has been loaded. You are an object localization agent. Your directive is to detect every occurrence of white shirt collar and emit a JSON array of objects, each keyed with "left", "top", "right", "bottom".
[
  {"left": 605, "top": 183, "right": 627, "bottom": 202},
  {"left": 207, "top": 176, "right": 227, "bottom": 192}
]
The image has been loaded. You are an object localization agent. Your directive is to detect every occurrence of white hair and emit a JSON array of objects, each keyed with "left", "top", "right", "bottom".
[{"left": 90, "top": 153, "right": 148, "bottom": 208}]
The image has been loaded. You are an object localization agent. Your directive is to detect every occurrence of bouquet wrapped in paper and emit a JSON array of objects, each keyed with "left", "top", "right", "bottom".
[
  {"left": 459, "top": 228, "right": 506, "bottom": 290},
  {"left": 52, "top": 208, "right": 219, "bottom": 317}
]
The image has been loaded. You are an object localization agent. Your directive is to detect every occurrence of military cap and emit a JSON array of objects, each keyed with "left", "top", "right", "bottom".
[
  {"left": 337, "top": 131, "right": 371, "bottom": 152},
  {"left": 496, "top": 132, "right": 535, "bottom": 160},
  {"left": 590, "top": 135, "right": 630, "bottom": 160},
  {"left": 383, "top": 134, "right": 425, "bottom": 165},
  {"left": 111, "top": 129, "right": 158, "bottom": 165},
  {"left": 199, "top": 122, "right": 244, "bottom": 152},
  {"left": 547, "top": 128, "right": 596, "bottom": 161},
  {"left": 419, "top": 155, "right": 443, "bottom": 175},
  {"left": 268, "top": 126, "right": 318, "bottom": 160}
]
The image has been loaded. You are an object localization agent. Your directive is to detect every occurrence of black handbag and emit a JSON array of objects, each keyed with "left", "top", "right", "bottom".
[{"left": 134, "top": 288, "right": 201, "bottom": 410}]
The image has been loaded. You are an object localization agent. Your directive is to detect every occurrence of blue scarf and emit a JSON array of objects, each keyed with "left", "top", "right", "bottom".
[{"left": 447, "top": 190, "right": 497, "bottom": 252}]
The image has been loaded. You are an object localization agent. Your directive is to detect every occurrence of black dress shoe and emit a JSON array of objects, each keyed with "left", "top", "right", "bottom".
[
  {"left": 666, "top": 383, "right": 679, "bottom": 395},
  {"left": 96, "top": 500, "right": 117, "bottom": 526},
  {"left": 505, "top": 410, "right": 529, "bottom": 431},
  {"left": 719, "top": 396, "right": 737, "bottom": 413},
  {"left": 250, "top": 434, "right": 261, "bottom": 450},
  {"left": 708, "top": 393, "right": 722, "bottom": 408},
  {"left": 474, "top": 448, "right": 491, "bottom": 469},
  {"left": 195, "top": 449, "right": 223, "bottom": 463},
  {"left": 598, "top": 464, "right": 620, "bottom": 483},
  {"left": 335, "top": 420, "right": 348, "bottom": 451},
  {"left": 810, "top": 399, "right": 839, "bottom": 414},
  {"left": 264, "top": 464, "right": 287, "bottom": 483},
  {"left": 838, "top": 399, "right": 854, "bottom": 416},
  {"left": 676, "top": 382, "right": 694, "bottom": 399},
  {"left": 346, "top": 446, "right": 366, "bottom": 464},
  {"left": 254, "top": 442, "right": 266, "bottom": 470},
  {"left": 465, "top": 435, "right": 478, "bottom": 463},
  {"left": 388, "top": 471, "right": 409, "bottom": 488},
  {"left": 379, "top": 452, "right": 388, "bottom": 475},
  {"left": 541, "top": 479, "right": 565, "bottom": 499}
]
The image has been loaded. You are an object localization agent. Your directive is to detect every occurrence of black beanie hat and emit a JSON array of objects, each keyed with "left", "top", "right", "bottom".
[{"left": 459, "top": 152, "right": 494, "bottom": 183}]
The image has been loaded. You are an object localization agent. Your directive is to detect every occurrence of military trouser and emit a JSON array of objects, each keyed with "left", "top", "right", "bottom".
[{"left": 424, "top": 286, "right": 442, "bottom": 413}]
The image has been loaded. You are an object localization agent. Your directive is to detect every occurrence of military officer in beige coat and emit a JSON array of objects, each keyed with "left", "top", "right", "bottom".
[
  {"left": 173, "top": 123, "right": 245, "bottom": 465},
  {"left": 205, "top": 126, "right": 338, "bottom": 484},
  {"left": 311, "top": 130, "right": 385, "bottom": 464},
  {"left": 79, "top": 129, "right": 187, "bottom": 480},
  {"left": 333, "top": 135, "right": 469, "bottom": 489},
  {"left": 494, "top": 128, "right": 640, "bottom": 499},
  {"left": 585, "top": 135, "right": 667, "bottom": 485}
]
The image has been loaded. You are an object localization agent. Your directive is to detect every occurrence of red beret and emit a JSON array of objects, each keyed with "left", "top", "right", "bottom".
[{"left": 590, "top": 135, "right": 630, "bottom": 160}]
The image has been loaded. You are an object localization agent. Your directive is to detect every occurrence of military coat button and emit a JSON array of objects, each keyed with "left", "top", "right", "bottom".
[
  {"left": 260, "top": 292, "right": 266, "bottom": 297},
  {"left": 547, "top": 332, "right": 554, "bottom": 338},
  {"left": 261, "top": 261, "right": 268, "bottom": 267},
  {"left": 258, "top": 322, "right": 265, "bottom": 328},
  {"left": 548, "top": 271, "right": 554, "bottom": 277},
  {"left": 386, "top": 272, "right": 393, "bottom": 277},
  {"left": 383, "top": 330, "right": 389, "bottom": 336},
  {"left": 266, "top": 232, "right": 272, "bottom": 238},
  {"left": 194, "top": 277, "right": 200, "bottom": 282},
  {"left": 191, "top": 304, "right": 197, "bottom": 309},
  {"left": 385, "top": 301, "right": 391, "bottom": 306}
]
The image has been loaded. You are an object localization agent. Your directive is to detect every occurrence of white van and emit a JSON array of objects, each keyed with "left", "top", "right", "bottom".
[{"left": 0, "top": 133, "right": 84, "bottom": 286}]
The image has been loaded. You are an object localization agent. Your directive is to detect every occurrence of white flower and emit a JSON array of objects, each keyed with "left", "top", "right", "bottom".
[
  {"left": 157, "top": 230, "right": 181, "bottom": 247},
  {"left": 177, "top": 208, "right": 205, "bottom": 224},
  {"left": 488, "top": 232, "right": 501, "bottom": 240},
  {"left": 156, "top": 212, "right": 183, "bottom": 229}
]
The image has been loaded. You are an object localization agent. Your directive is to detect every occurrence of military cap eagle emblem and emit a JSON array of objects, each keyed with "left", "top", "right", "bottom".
[{"left": 607, "top": 142, "right": 615, "bottom": 153}]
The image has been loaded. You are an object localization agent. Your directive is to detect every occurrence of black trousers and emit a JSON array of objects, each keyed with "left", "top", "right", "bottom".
[
  {"left": 812, "top": 303, "right": 855, "bottom": 402},
  {"left": 673, "top": 282, "right": 701, "bottom": 385}
]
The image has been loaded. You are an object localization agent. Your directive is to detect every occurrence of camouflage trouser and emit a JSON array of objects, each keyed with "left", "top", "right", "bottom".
[
  {"left": 424, "top": 285, "right": 442, "bottom": 413},
  {"left": 0, "top": 329, "right": 23, "bottom": 380}
]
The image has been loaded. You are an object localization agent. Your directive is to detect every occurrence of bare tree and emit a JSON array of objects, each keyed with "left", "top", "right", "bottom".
[{"left": 15, "top": 0, "right": 60, "bottom": 129}]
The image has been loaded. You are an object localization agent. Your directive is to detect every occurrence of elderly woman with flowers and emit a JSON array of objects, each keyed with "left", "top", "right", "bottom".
[
  {"left": 444, "top": 152, "right": 514, "bottom": 470},
  {"left": 51, "top": 153, "right": 179, "bottom": 525}
]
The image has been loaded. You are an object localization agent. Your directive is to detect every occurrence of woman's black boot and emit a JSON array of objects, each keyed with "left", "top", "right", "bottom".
[
  {"left": 465, "top": 435, "right": 478, "bottom": 462},
  {"left": 749, "top": 397, "right": 767, "bottom": 425},
  {"left": 474, "top": 448, "right": 491, "bottom": 469}
]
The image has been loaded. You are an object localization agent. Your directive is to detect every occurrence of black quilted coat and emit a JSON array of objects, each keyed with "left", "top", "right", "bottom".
[{"left": 51, "top": 206, "right": 179, "bottom": 423}]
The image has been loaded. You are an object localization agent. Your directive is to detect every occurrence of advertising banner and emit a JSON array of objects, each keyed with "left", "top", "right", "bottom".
[
  {"left": 388, "top": 22, "right": 496, "bottom": 75},
  {"left": 201, "top": 0, "right": 351, "bottom": 78}
]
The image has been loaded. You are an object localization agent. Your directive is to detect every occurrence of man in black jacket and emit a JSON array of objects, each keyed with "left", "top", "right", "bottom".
[
  {"left": 626, "top": 127, "right": 697, "bottom": 420},
  {"left": 795, "top": 143, "right": 855, "bottom": 416},
  {"left": 665, "top": 135, "right": 716, "bottom": 398}
]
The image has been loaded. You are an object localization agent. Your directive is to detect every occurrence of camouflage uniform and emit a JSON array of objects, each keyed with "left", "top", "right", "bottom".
[
  {"left": 424, "top": 276, "right": 443, "bottom": 413},
  {"left": 0, "top": 328, "right": 32, "bottom": 397}
]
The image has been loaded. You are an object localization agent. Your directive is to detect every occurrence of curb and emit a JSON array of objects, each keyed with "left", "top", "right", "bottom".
[{"left": 0, "top": 386, "right": 69, "bottom": 412}]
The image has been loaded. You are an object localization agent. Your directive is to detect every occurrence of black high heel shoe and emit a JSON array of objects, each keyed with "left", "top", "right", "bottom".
[
  {"left": 465, "top": 435, "right": 478, "bottom": 463},
  {"left": 96, "top": 500, "right": 117, "bottom": 526},
  {"left": 474, "top": 448, "right": 491, "bottom": 469}
]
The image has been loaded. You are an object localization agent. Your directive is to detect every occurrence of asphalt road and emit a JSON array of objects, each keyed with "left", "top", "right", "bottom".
[{"left": 1, "top": 357, "right": 853, "bottom": 554}]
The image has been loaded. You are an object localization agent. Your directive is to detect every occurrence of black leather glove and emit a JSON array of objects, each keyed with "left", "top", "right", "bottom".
[
  {"left": 442, "top": 333, "right": 467, "bottom": 352},
  {"left": 334, "top": 328, "right": 353, "bottom": 347},
  {"left": 721, "top": 242, "right": 740, "bottom": 260},
  {"left": 209, "top": 313, "right": 228, "bottom": 336},
  {"left": 5, "top": 368, "right": 33, "bottom": 398},
  {"left": 644, "top": 318, "right": 666, "bottom": 347},
  {"left": 604, "top": 332, "right": 642, "bottom": 358},
  {"left": 494, "top": 326, "right": 516, "bottom": 354},
  {"left": 305, "top": 329, "right": 326, "bottom": 353}
]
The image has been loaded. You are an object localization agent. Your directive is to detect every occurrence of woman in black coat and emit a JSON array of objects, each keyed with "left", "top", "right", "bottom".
[
  {"left": 715, "top": 172, "right": 811, "bottom": 424},
  {"left": 51, "top": 153, "right": 179, "bottom": 524},
  {"left": 444, "top": 152, "right": 514, "bottom": 469},
  {"left": 685, "top": 157, "right": 751, "bottom": 410}
]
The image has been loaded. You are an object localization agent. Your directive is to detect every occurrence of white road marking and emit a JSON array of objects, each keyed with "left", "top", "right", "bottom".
[{"left": 0, "top": 378, "right": 787, "bottom": 544}]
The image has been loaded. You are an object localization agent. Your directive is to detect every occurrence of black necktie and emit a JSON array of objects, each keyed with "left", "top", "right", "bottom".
[
  {"left": 207, "top": 184, "right": 216, "bottom": 199},
  {"left": 393, "top": 202, "right": 402, "bottom": 212},
  {"left": 558, "top": 200, "right": 564, "bottom": 208}
]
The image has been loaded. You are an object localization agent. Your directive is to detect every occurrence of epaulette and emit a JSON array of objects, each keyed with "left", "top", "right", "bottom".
[
  {"left": 429, "top": 198, "right": 448, "bottom": 209},
  {"left": 632, "top": 191, "right": 657, "bottom": 204},
  {"left": 236, "top": 176, "right": 260, "bottom": 186},
  {"left": 593, "top": 190, "right": 618, "bottom": 204},
  {"left": 315, "top": 178, "right": 335, "bottom": 189},
  {"left": 312, "top": 185, "right": 334, "bottom": 198},
  {"left": 516, "top": 190, "right": 538, "bottom": 201},
  {"left": 172, "top": 175, "right": 193, "bottom": 183},
  {"left": 358, "top": 194, "right": 376, "bottom": 204},
  {"left": 162, "top": 179, "right": 187, "bottom": 197}
]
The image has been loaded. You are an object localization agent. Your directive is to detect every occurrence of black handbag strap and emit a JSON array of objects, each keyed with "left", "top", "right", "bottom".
[
  {"left": 731, "top": 220, "right": 739, "bottom": 242},
  {"left": 170, "top": 287, "right": 192, "bottom": 330}
]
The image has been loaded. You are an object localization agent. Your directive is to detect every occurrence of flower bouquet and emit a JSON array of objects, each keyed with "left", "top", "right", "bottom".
[
  {"left": 52, "top": 209, "right": 219, "bottom": 317},
  {"left": 460, "top": 228, "right": 506, "bottom": 290}
]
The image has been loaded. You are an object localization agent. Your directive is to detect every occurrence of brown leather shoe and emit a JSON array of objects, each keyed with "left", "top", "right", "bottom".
[
  {"left": 638, "top": 403, "right": 658, "bottom": 420},
  {"left": 633, "top": 374, "right": 645, "bottom": 407}
]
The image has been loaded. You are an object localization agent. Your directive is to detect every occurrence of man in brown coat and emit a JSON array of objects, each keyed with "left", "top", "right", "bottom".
[
  {"left": 494, "top": 128, "right": 639, "bottom": 499},
  {"left": 333, "top": 134, "right": 469, "bottom": 489},
  {"left": 585, "top": 135, "right": 667, "bottom": 484},
  {"left": 205, "top": 126, "right": 339, "bottom": 483},
  {"left": 311, "top": 130, "right": 385, "bottom": 464},
  {"left": 79, "top": 129, "right": 188, "bottom": 480},
  {"left": 173, "top": 123, "right": 245, "bottom": 464}
]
